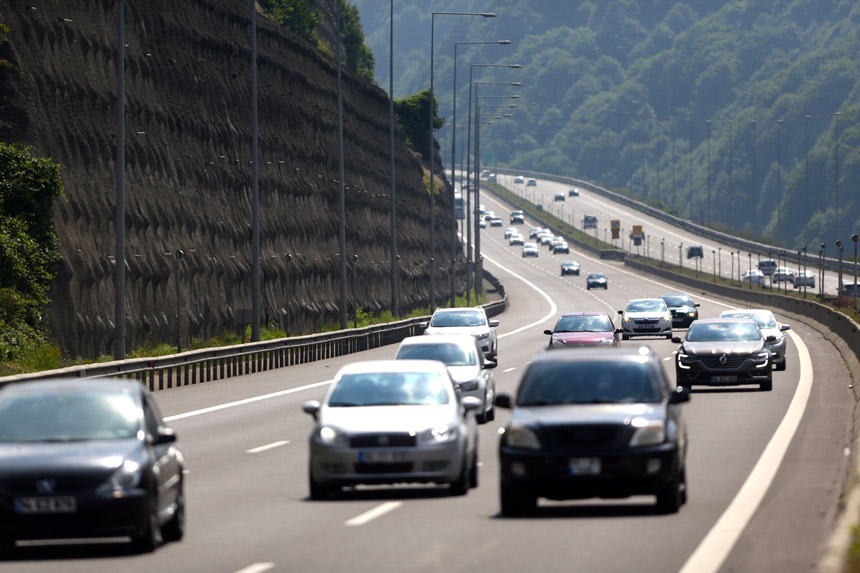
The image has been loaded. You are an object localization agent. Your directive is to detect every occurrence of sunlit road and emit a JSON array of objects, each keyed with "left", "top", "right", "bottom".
[{"left": 2, "top": 179, "right": 854, "bottom": 572}]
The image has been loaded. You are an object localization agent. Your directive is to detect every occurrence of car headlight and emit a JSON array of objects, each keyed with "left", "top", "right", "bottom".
[
  {"left": 599, "top": 337, "right": 615, "bottom": 345},
  {"left": 677, "top": 351, "right": 695, "bottom": 369},
  {"left": 628, "top": 417, "right": 666, "bottom": 447},
  {"left": 502, "top": 424, "right": 541, "bottom": 450},
  {"left": 421, "top": 424, "right": 458, "bottom": 443},
  {"left": 316, "top": 425, "right": 349, "bottom": 446},
  {"left": 688, "top": 312, "right": 697, "bottom": 317},
  {"left": 753, "top": 351, "right": 770, "bottom": 368},
  {"left": 96, "top": 459, "right": 143, "bottom": 494},
  {"left": 623, "top": 316, "right": 633, "bottom": 323},
  {"left": 662, "top": 315, "right": 672, "bottom": 322},
  {"left": 476, "top": 332, "right": 489, "bottom": 340}
]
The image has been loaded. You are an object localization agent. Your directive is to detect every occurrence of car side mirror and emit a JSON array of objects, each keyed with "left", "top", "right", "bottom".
[
  {"left": 780, "top": 324, "right": 791, "bottom": 331},
  {"left": 462, "top": 396, "right": 483, "bottom": 414},
  {"left": 302, "top": 400, "right": 321, "bottom": 421},
  {"left": 671, "top": 336, "right": 682, "bottom": 343},
  {"left": 418, "top": 321, "right": 428, "bottom": 329},
  {"left": 543, "top": 329, "right": 553, "bottom": 335},
  {"left": 494, "top": 393, "right": 513, "bottom": 409},
  {"left": 617, "top": 310, "right": 624, "bottom": 315},
  {"left": 670, "top": 309, "right": 676, "bottom": 315},
  {"left": 153, "top": 426, "right": 177, "bottom": 445},
  {"left": 670, "top": 385, "right": 691, "bottom": 404},
  {"left": 695, "top": 303, "right": 701, "bottom": 307},
  {"left": 489, "top": 320, "right": 500, "bottom": 327},
  {"left": 483, "top": 359, "right": 497, "bottom": 369},
  {"left": 615, "top": 328, "right": 624, "bottom": 334}
]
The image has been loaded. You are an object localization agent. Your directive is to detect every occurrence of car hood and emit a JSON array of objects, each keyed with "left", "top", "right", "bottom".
[
  {"left": 626, "top": 311, "right": 668, "bottom": 319},
  {"left": 0, "top": 439, "right": 143, "bottom": 476},
  {"left": 511, "top": 403, "right": 663, "bottom": 426},
  {"left": 682, "top": 340, "right": 765, "bottom": 354},
  {"left": 425, "top": 326, "right": 489, "bottom": 337},
  {"left": 446, "top": 365, "right": 482, "bottom": 384},
  {"left": 552, "top": 332, "right": 614, "bottom": 345},
  {"left": 320, "top": 405, "right": 457, "bottom": 433},
  {"left": 588, "top": 277, "right": 606, "bottom": 282}
]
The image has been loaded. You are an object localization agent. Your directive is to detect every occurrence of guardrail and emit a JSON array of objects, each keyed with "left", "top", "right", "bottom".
[{"left": 0, "top": 278, "right": 508, "bottom": 391}]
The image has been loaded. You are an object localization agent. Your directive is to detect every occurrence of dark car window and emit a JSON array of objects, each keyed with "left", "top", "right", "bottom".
[
  {"left": 556, "top": 315, "right": 612, "bottom": 332},
  {"left": 516, "top": 361, "right": 661, "bottom": 405},
  {"left": 0, "top": 390, "right": 140, "bottom": 442},
  {"left": 430, "top": 311, "right": 485, "bottom": 327},
  {"left": 661, "top": 295, "right": 693, "bottom": 307},
  {"left": 686, "top": 322, "right": 761, "bottom": 341},
  {"left": 396, "top": 343, "right": 475, "bottom": 366},
  {"left": 329, "top": 372, "right": 450, "bottom": 407}
]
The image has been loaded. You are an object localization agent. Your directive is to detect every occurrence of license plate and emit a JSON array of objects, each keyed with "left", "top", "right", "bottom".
[
  {"left": 637, "top": 326, "right": 657, "bottom": 331},
  {"left": 359, "top": 451, "right": 410, "bottom": 463},
  {"left": 15, "top": 496, "right": 76, "bottom": 514},
  {"left": 569, "top": 457, "right": 601, "bottom": 475},
  {"left": 712, "top": 375, "right": 738, "bottom": 383}
]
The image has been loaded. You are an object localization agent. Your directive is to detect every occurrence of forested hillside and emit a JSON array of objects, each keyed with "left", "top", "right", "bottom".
[{"left": 355, "top": 0, "right": 860, "bottom": 249}]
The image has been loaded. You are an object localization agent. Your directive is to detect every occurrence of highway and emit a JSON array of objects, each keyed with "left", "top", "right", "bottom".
[{"left": 3, "top": 177, "right": 855, "bottom": 572}]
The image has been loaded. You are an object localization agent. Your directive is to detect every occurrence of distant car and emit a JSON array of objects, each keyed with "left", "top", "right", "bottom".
[
  {"left": 395, "top": 335, "right": 498, "bottom": 423},
  {"left": 509, "top": 233, "right": 524, "bottom": 246},
  {"left": 758, "top": 258, "right": 778, "bottom": 276},
  {"left": 510, "top": 210, "right": 525, "bottom": 224},
  {"left": 528, "top": 227, "right": 542, "bottom": 238},
  {"left": 481, "top": 169, "right": 491, "bottom": 178},
  {"left": 489, "top": 217, "right": 503, "bottom": 227},
  {"left": 583, "top": 215, "right": 597, "bottom": 229},
  {"left": 660, "top": 293, "right": 700, "bottom": 328},
  {"left": 0, "top": 379, "right": 185, "bottom": 553},
  {"left": 478, "top": 218, "right": 487, "bottom": 229},
  {"left": 526, "top": 178, "right": 537, "bottom": 187},
  {"left": 560, "top": 260, "right": 581, "bottom": 276},
  {"left": 586, "top": 272, "right": 607, "bottom": 290},
  {"left": 720, "top": 309, "right": 790, "bottom": 371},
  {"left": 771, "top": 267, "right": 795, "bottom": 283},
  {"left": 686, "top": 245, "right": 704, "bottom": 259},
  {"left": 494, "top": 347, "right": 690, "bottom": 515},
  {"left": 488, "top": 174, "right": 497, "bottom": 183},
  {"left": 793, "top": 270, "right": 815, "bottom": 288},
  {"left": 420, "top": 307, "right": 499, "bottom": 359},
  {"left": 842, "top": 283, "right": 860, "bottom": 297},
  {"left": 674, "top": 318, "right": 774, "bottom": 391},
  {"left": 568, "top": 188, "right": 580, "bottom": 197},
  {"left": 514, "top": 175, "right": 524, "bottom": 184},
  {"left": 303, "top": 360, "right": 481, "bottom": 498},
  {"left": 537, "top": 232, "right": 554, "bottom": 246},
  {"left": 742, "top": 269, "right": 767, "bottom": 286},
  {"left": 552, "top": 239, "right": 570, "bottom": 254},
  {"left": 618, "top": 298, "right": 673, "bottom": 340},
  {"left": 522, "top": 242, "right": 539, "bottom": 258},
  {"left": 554, "top": 193, "right": 565, "bottom": 202},
  {"left": 543, "top": 311, "right": 620, "bottom": 348},
  {"left": 504, "top": 226, "right": 517, "bottom": 239}
]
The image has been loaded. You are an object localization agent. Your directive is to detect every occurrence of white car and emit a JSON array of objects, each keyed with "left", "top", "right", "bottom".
[
  {"left": 514, "top": 176, "right": 524, "bottom": 184},
  {"left": 509, "top": 233, "right": 525, "bottom": 246},
  {"left": 522, "top": 242, "right": 539, "bottom": 258},
  {"left": 504, "top": 226, "right": 517, "bottom": 239},
  {"left": 618, "top": 298, "right": 673, "bottom": 339},
  {"left": 720, "top": 309, "right": 790, "bottom": 371},
  {"left": 302, "top": 360, "right": 481, "bottom": 498},
  {"left": 420, "top": 307, "right": 499, "bottom": 359},
  {"left": 742, "top": 269, "right": 767, "bottom": 286}
]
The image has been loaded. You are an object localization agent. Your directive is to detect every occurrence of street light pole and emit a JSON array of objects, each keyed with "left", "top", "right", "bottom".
[
  {"left": 853, "top": 235, "right": 858, "bottom": 311},
  {"left": 389, "top": 0, "right": 398, "bottom": 317}
]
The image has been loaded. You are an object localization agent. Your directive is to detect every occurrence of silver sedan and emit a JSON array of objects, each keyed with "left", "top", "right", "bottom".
[
  {"left": 720, "top": 309, "right": 790, "bottom": 371},
  {"left": 302, "top": 360, "right": 481, "bottom": 499}
]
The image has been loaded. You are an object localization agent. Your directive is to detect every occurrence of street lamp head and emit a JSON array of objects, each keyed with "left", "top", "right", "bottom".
[
  {"left": 481, "top": 12, "right": 497, "bottom": 17},
  {"left": 509, "top": 64, "right": 523, "bottom": 68},
  {"left": 853, "top": 235, "right": 859, "bottom": 243},
  {"left": 499, "top": 40, "right": 512, "bottom": 44},
  {"left": 836, "top": 239, "right": 842, "bottom": 248}
]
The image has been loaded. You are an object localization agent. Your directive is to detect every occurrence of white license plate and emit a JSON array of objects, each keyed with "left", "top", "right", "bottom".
[
  {"left": 359, "top": 451, "right": 410, "bottom": 463},
  {"left": 15, "top": 496, "right": 77, "bottom": 514},
  {"left": 569, "top": 457, "right": 601, "bottom": 475},
  {"left": 637, "top": 326, "right": 657, "bottom": 331},
  {"left": 712, "top": 375, "right": 738, "bottom": 383}
]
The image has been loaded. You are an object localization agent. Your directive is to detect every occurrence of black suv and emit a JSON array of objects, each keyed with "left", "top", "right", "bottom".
[
  {"left": 510, "top": 210, "right": 525, "bottom": 224},
  {"left": 686, "top": 245, "right": 704, "bottom": 258},
  {"left": 495, "top": 347, "right": 690, "bottom": 515},
  {"left": 673, "top": 318, "right": 774, "bottom": 391}
]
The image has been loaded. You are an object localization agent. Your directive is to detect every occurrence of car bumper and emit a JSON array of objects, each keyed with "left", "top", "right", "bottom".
[
  {"left": 766, "top": 338, "right": 787, "bottom": 364},
  {"left": 309, "top": 440, "right": 465, "bottom": 486},
  {"left": 622, "top": 324, "right": 672, "bottom": 337},
  {"left": 671, "top": 315, "right": 698, "bottom": 328},
  {"left": 676, "top": 364, "right": 772, "bottom": 386},
  {"left": 0, "top": 489, "right": 152, "bottom": 542},
  {"left": 499, "top": 443, "right": 680, "bottom": 500}
]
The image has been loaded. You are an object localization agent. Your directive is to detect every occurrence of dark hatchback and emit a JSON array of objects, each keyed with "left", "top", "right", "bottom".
[
  {"left": 660, "top": 293, "right": 700, "bottom": 328},
  {"left": 494, "top": 348, "right": 689, "bottom": 516},
  {"left": 673, "top": 318, "right": 774, "bottom": 391},
  {"left": 0, "top": 379, "right": 185, "bottom": 553}
]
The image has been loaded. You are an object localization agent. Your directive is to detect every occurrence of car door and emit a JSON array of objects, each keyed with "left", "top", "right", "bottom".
[{"left": 142, "top": 391, "right": 182, "bottom": 517}]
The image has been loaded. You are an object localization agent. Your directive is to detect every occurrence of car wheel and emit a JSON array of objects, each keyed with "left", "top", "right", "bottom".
[
  {"left": 656, "top": 469, "right": 683, "bottom": 514},
  {"left": 500, "top": 483, "right": 536, "bottom": 516},
  {"left": 622, "top": 334, "right": 630, "bottom": 341},
  {"left": 131, "top": 501, "right": 159, "bottom": 553},
  {"left": 477, "top": 408, "right": 488, "bottom": 424},
  {"left": 160, "top": 485, "right": 185, "bottom": 543},
  {"left": 760, "top": 377, "right": 773, "bottom": 392},
  {"left": 309, "top": 469, "right": 335, "bottom": 500},
  {"left": 468, "top": 450, "right": 479, "bottom": 489},
  {"left": 665, "top": 333, "right": 672, "bottom": 340},
  {"left": 586, "top": 286, "right": 591, "bottom": 290},
  {"left": 776, "top": 358, "right": 787, "bottom": 372},
  {"left": 449, "top": 455, "right": 469, "bottom": 496},
  {"left": 680, "top": 468, "right": 688, "bottom": 505},
  {"left": 486, "top": 404, "right": 495, "bottom": 422}
]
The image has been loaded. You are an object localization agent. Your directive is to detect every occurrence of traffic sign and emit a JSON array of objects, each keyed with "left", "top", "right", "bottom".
[{"left": 611, "top": 219, "right": 620, "bottom": 239}]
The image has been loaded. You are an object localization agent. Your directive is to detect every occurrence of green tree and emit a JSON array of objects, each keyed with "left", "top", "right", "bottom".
[
  {"left": 258, "top": 0, "right": 322, "bottom": 44},
  {"left": 338, "top": 0, "right": 375, "bottom": 82},
  {"left": 394, "top": 90, "right": 444, "bottom": 162}
]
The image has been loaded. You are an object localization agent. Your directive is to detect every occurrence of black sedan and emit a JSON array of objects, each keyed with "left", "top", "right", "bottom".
[
  {"left": 494, "top": 347, "right": 690, "bottom": 516},
  {"left": 0, "top": 379, "right": 185, "bottom": 553},
  {"left": 586, "top": 272, "right": 608, "bottom": 289},
  {"left": 673, "top": 318, "right": 775, "bottom": 391},
  {"left": 660, "top": 293, "right": 700, "bottom": 328},
  {"left": 560, "top": 260, "right": 581, "bottom": 276}
]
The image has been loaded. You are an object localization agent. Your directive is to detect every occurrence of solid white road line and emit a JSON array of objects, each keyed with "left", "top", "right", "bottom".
[
  {"left": 482, "top": 253, "right": 557, "bottom": 338},
  {"left": 235, "top": 563, "right": 275, "bottom": 573},
  {"left": 502, "top": 367, "right": 517, "bottom": 373},
  {"left": 345, "top": 501, "right": 403, "bottom": 527},
  {"left": 164, "top": 380, "right": 332, "bottom": 422},
  {"left": 246, "top": 440, "right": 290, "bottom": 454},
  {"left": 678, "top": 328, "right": 814, "bottom": 573}
]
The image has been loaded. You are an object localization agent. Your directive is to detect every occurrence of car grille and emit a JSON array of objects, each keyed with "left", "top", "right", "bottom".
[
  {"left": 350, "top": 433, "right": 416, "bottom": 448},
  {"left": 0, "top": 475, "right": 103, "bottom": 495},
  {"left": 634, "top": 319, "right": 659, "bottom": 325},
  {"left": 545, "top": 424, "right": 630, "bottom": 447},
  {"left": 355, "top": 463, "right": 413, "bottom": 474},
  {"left": 698, "top": 355, "right": 748, "bottom": 369}
]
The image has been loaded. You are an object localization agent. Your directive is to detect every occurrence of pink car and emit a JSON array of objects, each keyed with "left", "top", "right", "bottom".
[{"left": 543, "top": 312, "right": 622, "bottom": 348}]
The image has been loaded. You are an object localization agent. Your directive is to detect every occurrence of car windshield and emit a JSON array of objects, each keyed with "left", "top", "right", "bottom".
[
  {"left": 627, "top": 300, "right": 668, "bottom": 313},
  {"left": 396, "top": 343, "right": 476, "bottom": 366},
  {"left": 430, "top": 311, "right": 485, "bottom": 327},
  {"left": 517, "top": 361, "right": 661, "bottom": 405},
  {"left": 661, "top": 295, "right": 693, "bottom": 307},
  {"left": 0, "top": 390, "right": 140, "bottom": 442},
  {"left": 588, "top": 273, "right": 604, "bottom": 279},
  {"left": 555, "top": 315, "right": 612, "bottom": 332},
  {"left": 328, "top": 372, "right": 450, "bottom": 406},
  {"left": 686, "top": 322, "right": 761, "bottom": 341},
  {"left": 722, "top": 312, "right": 776, "bottom": 328}
]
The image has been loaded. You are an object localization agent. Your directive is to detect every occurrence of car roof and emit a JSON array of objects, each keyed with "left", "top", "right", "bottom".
[
  {"left": 336, "top": 359, "right": 450, "bottom": 377},
  {"left": 0, "top": 378, "right": 142, "bottom": 396},
  {"left": 399, "top": 334, "right": 479, "bottom": 348}
]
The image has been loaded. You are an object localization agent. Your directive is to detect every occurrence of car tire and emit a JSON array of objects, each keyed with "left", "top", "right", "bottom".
[
  {"left": 468, "top": 450, "right": 479, "bottom": 489},
  {"left": 449, "top": 456, "right": 469, "bottom": 496},
  {"left": 656, "top": 468, "right": 683, "bottom": 514},
  {"left": 309, "top": 469, "right": 335, "bottom": 500},
  {"left": 622, "top": 334, "right": 630, "bottom": 341},
  {"left": 131, "top": 502, "right": 159, "bottom": 553},
  {"left": 477, "top": 408, "right": 488, "bottom": 424},
  {"left": 500, "top": 483, "right": 536, "bottom": 516},
  {"left": 760, "top": 377, "right": 773, "bottom": 391},
  {"left": 776, "top": 358, "right": 787, "bottom": 372},
  {"left": 160, "top": 486, "right": 185, "bottom": 543},
  {"left": 665, "top": 333, "right": 672, "bottom": 340},
  {"left": 587, "top": 286, "right": 591, "bottom": 290},
  {"left": 486, "top": 404, "right": 495, "bottom": 422}
]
